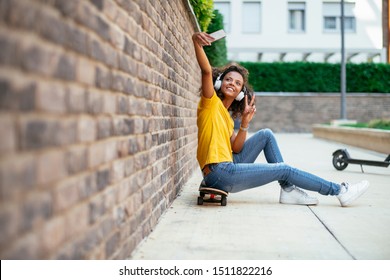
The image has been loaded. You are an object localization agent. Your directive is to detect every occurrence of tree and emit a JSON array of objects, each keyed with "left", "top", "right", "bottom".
[
  {"left": 189, "top": 0, "right": 214, "bottom": 31},
  {"left": 205, "top": 10, "right": 228, "bottom": 67}
]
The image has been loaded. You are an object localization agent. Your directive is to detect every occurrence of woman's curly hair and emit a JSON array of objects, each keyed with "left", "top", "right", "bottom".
[{"left": 212, "top": 63, "right": 255, "bottom": 119}]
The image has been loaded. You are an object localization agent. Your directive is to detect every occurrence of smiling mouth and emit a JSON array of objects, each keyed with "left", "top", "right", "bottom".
[{"left": 226, "top": 87, "right": 234, "bottom": 92}]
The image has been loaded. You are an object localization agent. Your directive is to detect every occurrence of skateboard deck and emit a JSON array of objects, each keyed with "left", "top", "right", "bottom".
[{"left": 197, "top": 186, "right": 228, "bottom": 206}]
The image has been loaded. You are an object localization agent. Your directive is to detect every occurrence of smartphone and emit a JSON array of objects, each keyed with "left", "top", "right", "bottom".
[{"left": 209, "top": 29, "right": 226, "bottom": 42}]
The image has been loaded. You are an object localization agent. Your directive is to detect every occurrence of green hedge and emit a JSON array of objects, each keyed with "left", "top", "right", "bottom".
[
  {"left": 239, "top": 62, "right": 390, "bottom": 93},
  {"left": 204, "top": 10, "right": 228, "bottom": 67}
]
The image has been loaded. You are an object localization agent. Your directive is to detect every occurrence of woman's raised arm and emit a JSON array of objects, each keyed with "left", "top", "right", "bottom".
[{"left": 192, "top": 32, "right": 215, "bottom": 99}]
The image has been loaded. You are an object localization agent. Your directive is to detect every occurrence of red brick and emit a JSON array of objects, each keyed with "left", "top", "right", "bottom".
[
  {"left": 0, "top": 115, "right": 16, "bottom": 155},
  {"left": 41, "top": 216, "right": 66, "bottom": 253},
  {"left": 0, "top": 0, "right": 201, "bottom": 260},
  {"left": 77, "top": 116, "right": 96, "bottom": 143},
  {"left": 36, "top": 150, "right": 67, "bottom": 186}
]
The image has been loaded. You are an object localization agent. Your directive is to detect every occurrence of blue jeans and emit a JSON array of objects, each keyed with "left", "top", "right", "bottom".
[{"left": 203, "top": 129, "right": 341, "bottom": 196}]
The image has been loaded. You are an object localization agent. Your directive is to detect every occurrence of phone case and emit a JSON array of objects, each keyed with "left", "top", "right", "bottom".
[{"left": 209, "top": 29, "right": 226, "bottom": 41}]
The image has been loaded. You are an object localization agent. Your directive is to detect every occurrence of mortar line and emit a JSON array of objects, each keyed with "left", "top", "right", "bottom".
[{"left": 308, "top": 206, "right": 356, "bottom": 260}]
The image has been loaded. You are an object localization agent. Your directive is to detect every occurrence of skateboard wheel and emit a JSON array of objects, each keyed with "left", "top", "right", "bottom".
[
  {"left": 221, "top": 196, "right": 227, "bottom": 206},
  {"left": 197, "top": 196, "right": 204, "bottom": 205}
]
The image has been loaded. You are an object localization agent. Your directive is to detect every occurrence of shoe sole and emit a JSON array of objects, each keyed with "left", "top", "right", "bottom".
[
  {"left": 340, "top": 183, "right": 369, "bottom": 207},
  {"left": 279, "top": 199, "right": 319, "bottom": 206}
]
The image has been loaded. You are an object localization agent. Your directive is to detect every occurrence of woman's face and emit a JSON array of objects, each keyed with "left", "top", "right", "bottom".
[{"left": 221, "top": 71, "right": 244, "bottom": 100}]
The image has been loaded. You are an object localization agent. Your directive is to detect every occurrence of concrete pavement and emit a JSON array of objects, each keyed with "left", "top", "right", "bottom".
[{"left": 130, "top": 134, "right": 390, "bottom": 260}]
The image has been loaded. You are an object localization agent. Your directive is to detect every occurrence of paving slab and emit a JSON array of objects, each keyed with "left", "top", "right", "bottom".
[{"left": 130, "top": 134, "right": 390, "bottom": 260}]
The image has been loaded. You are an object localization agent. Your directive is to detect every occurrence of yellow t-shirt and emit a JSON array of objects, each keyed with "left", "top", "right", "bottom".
[{"left": 197, "top": 92, "right": 234, "bottom": 169}]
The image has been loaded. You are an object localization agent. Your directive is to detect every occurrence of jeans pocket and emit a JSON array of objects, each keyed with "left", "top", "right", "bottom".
[
  {"left": 208, "top": 163, "right": 218, "bottom": 172},
  {"left": 204, "top": 172, "right": 221, "bottom": 189},
  {"left": 204, "top": 163, "right": 234, "bottom": 192},
  {"left": 217, "top": 162, "right": 235, "bottom": 174}
]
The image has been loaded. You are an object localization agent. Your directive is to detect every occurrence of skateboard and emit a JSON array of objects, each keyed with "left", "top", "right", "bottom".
[{"left": 197, "top": 183, "right": 228, "bottom": 206}]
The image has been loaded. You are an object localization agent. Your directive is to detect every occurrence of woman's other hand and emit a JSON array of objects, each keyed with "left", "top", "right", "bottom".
[{"left": 241, "top": 94, "right": 256, "bottom": 126}]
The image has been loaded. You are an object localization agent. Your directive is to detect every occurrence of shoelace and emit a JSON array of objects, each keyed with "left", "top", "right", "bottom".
[
  {"left": 341, "top": 182, "right": 349, "bottom": 192},
  {"left": 293, "top": 187, "right": 309, "bottom": 197}
]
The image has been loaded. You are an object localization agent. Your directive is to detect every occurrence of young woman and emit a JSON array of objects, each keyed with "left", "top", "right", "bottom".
[{"left": 192, "top": 32, "right": 369, "bottom": 206}]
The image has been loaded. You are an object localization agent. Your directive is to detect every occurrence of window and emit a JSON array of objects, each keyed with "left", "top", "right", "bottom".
[
  {"left": 324, "top": 17, "right": 337, "bottom": 29},
  {"left": 242, "top": 1, "right": 261, "bottom": 33},
  {"left": 214, "top": 2, "right": 231, "bottom": 33},
  {"left": 288, "top": 2, "right": 306, "bottom": 32},
  {"left": 323, "top": 2, "right": 356, "bottom": 32},
  {"left": 344, "top": 16, "right": 355, "bottom": 31}
]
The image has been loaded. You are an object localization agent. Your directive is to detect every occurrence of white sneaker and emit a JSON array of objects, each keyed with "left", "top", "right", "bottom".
[
  {"left": 279, "top": 186, "right": 319, "bottom": 205},
  {"left": 337, "top": 180, "right": 369, "bottom": 207}
]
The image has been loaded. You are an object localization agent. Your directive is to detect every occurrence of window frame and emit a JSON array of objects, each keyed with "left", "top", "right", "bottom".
[
  {"left": 213, "top": 1, "right": 232, "bottom": 33},
  {"left": 322, "top": 2, "right": 356, "bottom": 33},
  {"left": 242, "top": 1, "right": 262, "bottom": 34},
  {"left": 288, "top": 2, "right": 306, "bottom": 33}
]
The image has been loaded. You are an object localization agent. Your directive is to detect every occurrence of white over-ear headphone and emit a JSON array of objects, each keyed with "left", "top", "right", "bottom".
[
  {"left": 214, "top": 73, "right": 245, "bottom": 101},
  {"left": 214, "top": 74, "right": 223, "bottom": 91},
  {"left": 235, "top": 90, "right": 245, "bottom": 102}
]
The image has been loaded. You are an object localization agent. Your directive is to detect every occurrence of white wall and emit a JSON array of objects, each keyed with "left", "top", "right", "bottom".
[{"left": 214, "top": 0, "right": 385, "bottom": 63}]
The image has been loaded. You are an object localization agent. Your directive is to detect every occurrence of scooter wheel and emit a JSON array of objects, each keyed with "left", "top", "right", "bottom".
[{"left": 332, "top": 150, "right": 349, "bottom": 171}]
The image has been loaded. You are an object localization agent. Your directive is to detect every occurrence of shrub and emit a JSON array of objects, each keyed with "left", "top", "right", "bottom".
[
  {"left": 204, "top": 9, "right": 228, "bottom": 67},
  {"left": 347, "top": 63, "right": 390, "bottom": 92},
  {"left": 189, "top": 0, "right": 214, "bottom": 31},
  {"left": 341, "top": 120, "right": 390, "bottom": 130},
  {"left": 368, "top": 119, "right": 390, "bottom": 130},
  {"left": 239, "top": 62, "right": 390, "bottom": 93}
]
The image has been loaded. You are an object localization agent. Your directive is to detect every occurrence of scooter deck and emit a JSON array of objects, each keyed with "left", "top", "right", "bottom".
[{"left": 332, "top": 149, "right": 390, "bottom": 172}]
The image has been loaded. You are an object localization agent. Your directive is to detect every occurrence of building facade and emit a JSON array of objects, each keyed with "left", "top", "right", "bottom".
[{"left": 214, "top": 0, "right": 387, "bottom": 63}]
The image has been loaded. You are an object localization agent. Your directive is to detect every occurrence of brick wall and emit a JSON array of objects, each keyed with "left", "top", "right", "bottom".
[
  {"left": 0, "top": 0, "right": 200, "bottom": 259},
  {"left": 251, "top": 93, "right": 390, "bottom": 132}
]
